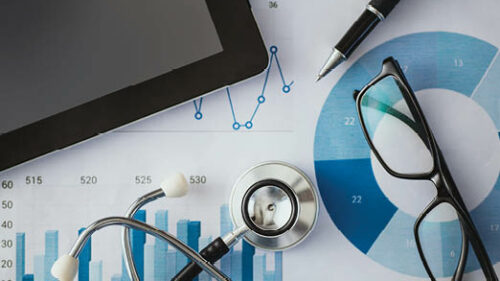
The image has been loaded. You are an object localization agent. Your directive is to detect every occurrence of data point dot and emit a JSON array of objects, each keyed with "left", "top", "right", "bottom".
[{"left": 245, "top": 121, "right": 253, "bottom": 129}]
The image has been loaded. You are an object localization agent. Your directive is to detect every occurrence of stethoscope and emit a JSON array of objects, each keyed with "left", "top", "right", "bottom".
[{"left": 51, "top": 161, "right": 319, "bottom": 281}]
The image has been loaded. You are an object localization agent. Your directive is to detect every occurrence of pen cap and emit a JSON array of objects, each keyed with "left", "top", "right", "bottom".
[{"left": 368, "top": 0, "right": 400, "bottom": 18}]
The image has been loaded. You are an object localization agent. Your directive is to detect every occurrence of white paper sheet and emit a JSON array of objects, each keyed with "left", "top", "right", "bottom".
[{"left": 1, "top": 0, "right": 499, "bottom": 280}]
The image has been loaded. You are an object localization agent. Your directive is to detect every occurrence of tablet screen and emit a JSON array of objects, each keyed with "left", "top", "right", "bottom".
[{"left": 0, "top": 0, "right": 223, "bottom": 134}]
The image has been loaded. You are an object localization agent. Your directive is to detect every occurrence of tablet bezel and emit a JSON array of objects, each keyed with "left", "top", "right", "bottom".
[{"left": 0, "top": 0, "right": 268, "bottom": 171}]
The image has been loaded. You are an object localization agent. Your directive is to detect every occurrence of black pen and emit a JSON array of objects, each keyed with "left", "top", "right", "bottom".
[{"left": 316, "top": 0, "right": 400, "bottom": 81}]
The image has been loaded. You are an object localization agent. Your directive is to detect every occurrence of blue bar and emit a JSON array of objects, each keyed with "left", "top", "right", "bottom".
[
  {"left": 175, "top": 220, "right": 189, "bottom": 272},
  {"left": 44, "top": 231, "right": 58, "bottom": 281},
  {"left": 166, "top": 250, "right": 176, "bottom": 280},
  {"left": 253, "top": 255, "right": 265, "bottom": 281},
  {"left": 274, "top": 252, "right": 282, "bottom": 281},
  {"left": 22, "top": 274, "right": 34, "bottom": 281},
  {"left": 89, "top": 261, "right": 102, "bottom": 281},
  {"left": 16, "top": 233, "right": 25, "bottom": 281},
  {"left": 220, "top": 205, "right": 233, "bottom": 276},
  {"left": 154, "top": 210, "right": 168, "bottom": 281},
  {"left": 230, "top": 250, "right": 242, "bottom": 281},
  {"left": 187, "top": 221, "right": 201, "bottom": 252},
  {"left": 264, "top": 271, "right": 274, "bottom": 281},
  {"left": 78, "top": 228, "right": 91, "bottom": 281},
  {"left": 144, "top": 245, "right": 154, "bottom": 281},
  {"left": 34, "top": 255, "right": 45, "bottom": 281},
  {"left": 220, "top": 205, "right": 233, "bottom": 236},
  {"left": 132, "top": 210, "right": 146, "bottom": 280},
  {"left": 187, "top": 221, "right": 201, "bottom": 281},
  {"left": 221, "top": 254, "right": 232, "bottom": 277},
  {"left": 121, "top": 258, "right": 129, "bottom": 281},
  {"left": 241, "top": 241, "right": 254, "bottom": 281}
]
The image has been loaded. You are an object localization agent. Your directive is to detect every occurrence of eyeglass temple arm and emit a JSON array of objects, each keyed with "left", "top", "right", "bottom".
[
  {"left": 453, "top": 222, "right": 468, "bottom": 281},
  {"left": 435, "top": 151, "right": 498, "bottom": 280}
]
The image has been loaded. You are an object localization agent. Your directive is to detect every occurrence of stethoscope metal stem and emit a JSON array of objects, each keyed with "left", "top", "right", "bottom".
[
  {"left": 221, "top": 225, "right": 249, "bottom": 248},
  {"left": 68, "top": 216, "right": 230, "bottom": 281},
  {"left": 122, "top": 188, "right": 165, "bottom": 281}
]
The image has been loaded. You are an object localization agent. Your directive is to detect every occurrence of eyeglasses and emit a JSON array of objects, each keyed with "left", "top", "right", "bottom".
[{"left": 354, "top": 57, "right": 498, "bottom": 281}]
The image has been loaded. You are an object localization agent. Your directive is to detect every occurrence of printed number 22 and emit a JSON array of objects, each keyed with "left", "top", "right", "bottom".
[{"left": 344, "top": 117, "right": 355, "bottom": 126}]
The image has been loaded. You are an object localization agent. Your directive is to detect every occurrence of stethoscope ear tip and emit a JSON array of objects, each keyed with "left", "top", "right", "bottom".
[
  {"left": 51, "top": 254, "right": 78, "bottom": 281},
  {"left": 161, "top": 172, "right": 189, "bottom": 198}
]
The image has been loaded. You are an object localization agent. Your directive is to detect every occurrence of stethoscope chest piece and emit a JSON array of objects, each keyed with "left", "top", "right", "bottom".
[{"left": 230, "top": 161, "right": 319, "bottom": 250}]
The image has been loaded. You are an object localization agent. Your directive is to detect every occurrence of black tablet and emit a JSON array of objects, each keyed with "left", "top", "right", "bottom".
[{"left": 0, "top": 0, "right": 268, "bottom": 171}]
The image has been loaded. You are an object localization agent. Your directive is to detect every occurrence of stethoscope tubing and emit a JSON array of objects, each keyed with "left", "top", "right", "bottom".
[
  {"left": 121, "top": 187, "right": 249, "bottom": 281},
  {"left": 69, "top": 216, "right": 230, "bottom": 281},
  {"left": 122, "top": 188, "right": 165, "bottom": 281},
  {"left": 171, "top": 225, "right": 249, "bottom": 281}
]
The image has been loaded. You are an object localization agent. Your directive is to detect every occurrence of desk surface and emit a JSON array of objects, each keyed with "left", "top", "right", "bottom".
[{"left": 1, "top": 0, "right": 499, "bottom": 280}]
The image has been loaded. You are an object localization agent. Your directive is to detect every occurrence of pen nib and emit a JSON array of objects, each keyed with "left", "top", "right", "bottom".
[
  {"left": 315, "top": 75, "right": 323, "bottom": 82},
  {"left": 316, "top": 49, "right": 345, "bottom": 81}
]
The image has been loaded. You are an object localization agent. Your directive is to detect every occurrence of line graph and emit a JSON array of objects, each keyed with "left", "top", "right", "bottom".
[{"left": 192, "top": 45, "right": 293, "bottom": 130}]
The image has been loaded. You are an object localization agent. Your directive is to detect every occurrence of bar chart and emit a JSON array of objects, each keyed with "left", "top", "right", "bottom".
[{"left": 15, "top": 205, "right": 282, "bottom": 281}]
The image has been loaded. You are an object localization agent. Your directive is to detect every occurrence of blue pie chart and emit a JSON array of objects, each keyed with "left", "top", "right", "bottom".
[{"left": 314, "top": 32, "right": 500, "bottom": 277}]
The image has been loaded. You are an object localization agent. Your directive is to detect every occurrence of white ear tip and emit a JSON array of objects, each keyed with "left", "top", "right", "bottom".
[
  {"left": 51, "top": 254, "right": 78, "bottom": 281},
  {"left": 160, "top": 172, "right": 188, "bottom": 198}
]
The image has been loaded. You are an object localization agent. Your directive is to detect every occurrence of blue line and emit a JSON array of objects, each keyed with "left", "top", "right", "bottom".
[
  {"left": 192, "top": 45, "right": 292, "bottom": 130},
  {"left": 198, "top": 98, "right": 203, "bottom": 112},
  {"left": 226, "top": 88, "right": 237, "bottom": 123},
  {"left": 193, "top": 100, "right": 199, "bottom": 112},
  {"left": 274, "top": 54, "right": 290, "bottom": 86},
  {"left": 249, "top": 103, "right": 261, "bottom": 122},
  {"left": 260, "top": 53, "right": 274, "bottom": 97},
  {"left": 193, "top": 98, "right": 203, "bottom": 112}
]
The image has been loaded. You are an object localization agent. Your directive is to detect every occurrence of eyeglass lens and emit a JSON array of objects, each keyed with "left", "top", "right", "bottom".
[
  {"left": 360, "top": 76, "right": 434, "bottom": 175},
  {"left": 418, "top": 202, "right": 464, "bottom": 278}
]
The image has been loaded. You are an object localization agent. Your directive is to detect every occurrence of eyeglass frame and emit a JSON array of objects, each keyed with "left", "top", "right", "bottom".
[{"left": 354, "top": 57, "right": 498, "bottom": 281}]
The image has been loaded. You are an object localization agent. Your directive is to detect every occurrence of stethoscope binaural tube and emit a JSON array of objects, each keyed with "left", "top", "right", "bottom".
[
  {"left": 122, "top": 173, "right": 189, "bottom": 281},
  {"left": 50, "top": 217, "right": 230, "bottom": 281},
  {"left": 172, "top": 161, "right": 319, "bottom": 281},
  {"left": 122, "top": 189, "right": 164, "bottom": 280}
]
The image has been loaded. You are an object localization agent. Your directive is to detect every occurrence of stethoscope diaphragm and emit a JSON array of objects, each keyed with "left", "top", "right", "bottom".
[{"left": 230, "top": 161, "right": 319, "bottom": 250}]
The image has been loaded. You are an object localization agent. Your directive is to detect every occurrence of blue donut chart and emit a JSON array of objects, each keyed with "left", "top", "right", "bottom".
[{"left": 314, "top": 32, "right": 500, "bottom": 277}]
